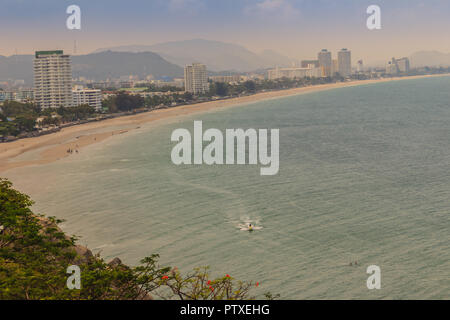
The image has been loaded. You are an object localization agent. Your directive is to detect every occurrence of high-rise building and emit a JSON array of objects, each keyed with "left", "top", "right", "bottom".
[
  {"left": 386, "top": 58, "right": 399, "bottom": 75},
  {"left": 34, "top": 50, "right": 73, "bottom": 109},
  {"left": 338, "top": 48, "right": 352, "bottom": 77},
  {"left": 184, "top": 63, "right": 209, "bottom": 94},
  {"left": 318, "top": 49, "right": 332, "bottom": 77},
  {"left": 72, "top": 87, "right": 102, "bottom": 111},
  {"left": 396, "top": 57, "right": 410, "bottom": 73},
  {"left": 386, "top": 57, "right": 410, "bottom": 75},
  {"left": 184, "top": 65, "right": 193, "bottom": 93}
]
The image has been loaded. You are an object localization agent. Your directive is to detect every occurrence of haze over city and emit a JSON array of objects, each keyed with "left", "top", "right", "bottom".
[{"left": 2, "top": 0, "right": 450, "bottom": 65}]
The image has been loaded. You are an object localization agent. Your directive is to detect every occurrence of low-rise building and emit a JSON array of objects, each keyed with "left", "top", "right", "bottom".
[
  {"left": 15, "top": 90, "right": 34, "bottom": 102},
  {"left": 0, "top": 90, "right": 34, "bottom": 103},
  {"left": 301, "top": 60, "right": 319, "bottom": 68},
  {"left": 72, "top": 88, "right": 102, "bottom": 110},
  {"left": 0, "top": 91, "right": 14, "bottom": 102},
  {"left": 268, "top": 66, "right": 322, "bottom": 80},
  {"left": 209, "top": 75, "right": 242, "bottom": 83}
]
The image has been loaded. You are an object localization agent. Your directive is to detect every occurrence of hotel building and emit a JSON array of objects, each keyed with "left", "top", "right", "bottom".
[
  {"left": 209, "top": 75, "right": 242, "bottom": 83},
  {"left": 72, "top": 87, "right": 102, "bottom": 111},
  {"left": 184, "top": 63, "right": 209, "bottom": 94},
  {"left": 338, "top": 48, "right": 352, "bottom": 77},
  {"left": 268, "top": 66, "right": 322, "bottom": 80},
  {"left": 318, "top": 49, "right": 332, "bottom": 77},
  {"left": 34, "top": 50, "right": 73, "bottom": 109},
  {"left": 0, "top": 90, "right": 34, "bottom": 103},
  {"left": 386, "top": 57, "right": 410, "bottom": 75},
  {"left": 396, "top": 57, "right": 410, "bottom": 73}
]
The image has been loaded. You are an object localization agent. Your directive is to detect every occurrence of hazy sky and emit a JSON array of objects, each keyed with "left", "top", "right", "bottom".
[{"left": 2, "top": 0, "right": 450, "bottom": 64}]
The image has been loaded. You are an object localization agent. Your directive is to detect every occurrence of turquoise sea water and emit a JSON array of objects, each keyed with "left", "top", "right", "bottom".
[{"left": 5, "top": 77, "right": 450, "bottom": 299}]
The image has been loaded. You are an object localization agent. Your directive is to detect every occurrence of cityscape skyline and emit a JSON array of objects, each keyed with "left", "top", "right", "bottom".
[{"left": 1, "top": 0, "right": 450, "bottom": 65}]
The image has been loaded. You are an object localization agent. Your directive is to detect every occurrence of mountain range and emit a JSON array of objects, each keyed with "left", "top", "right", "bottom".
[
  {"left": 0, "top": 51, "right": 183, "bottom": 85},
  {"left": 94, "top": 39, "right": 296, "bottom": 72},
  {"left": 409, "top": 51, "right": 450, "bottom": 67}
]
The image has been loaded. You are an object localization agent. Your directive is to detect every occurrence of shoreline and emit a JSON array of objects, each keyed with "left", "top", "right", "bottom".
[{"left": 1, "top": 74, "right": 448, "bottom": 173}]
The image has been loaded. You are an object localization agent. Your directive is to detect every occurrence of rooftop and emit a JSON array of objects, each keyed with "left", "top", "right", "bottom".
[{"left": 35, "top": 50, "right": 64, "bottom": 58}]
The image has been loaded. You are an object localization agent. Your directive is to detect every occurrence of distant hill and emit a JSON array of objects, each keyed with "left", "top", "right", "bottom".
[
  {"left": 94, "top": 39, "right": 295, "bottom": 72},
  {"left": 0, "top": 51, "right": 183, "bottom": 85},
  {"left": 72, "top": 51, "right": 183, "bottom": 80},
  {"left": 0, "top": 55, "right": 34, "bottom": 84},
  {"left": 410, "top": 51, "right": 450, "bottom": 67}
]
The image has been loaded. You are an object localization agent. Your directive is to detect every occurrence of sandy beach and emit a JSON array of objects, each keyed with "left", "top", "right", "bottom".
[{"left": 0, "top": 74, "right": 447, "bottom": 173}]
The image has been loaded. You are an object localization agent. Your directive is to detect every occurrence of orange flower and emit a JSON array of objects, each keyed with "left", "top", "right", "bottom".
[
  {"left": 162, "top": 275, "right": 169, "bottom": 280},
  {"left": 225, "top": 274, "right": 231, "bottom": 278},
  {"left": 209, "top": 286, "right": 214, "bottom": 291}
]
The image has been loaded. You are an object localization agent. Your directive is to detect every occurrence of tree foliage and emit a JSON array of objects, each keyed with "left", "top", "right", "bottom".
[
  {"left": 115, "top": 93, "right": 145, "bottom": 111},
  {"left": 56, "top": 104, "right": 96, "bottom": 122}
]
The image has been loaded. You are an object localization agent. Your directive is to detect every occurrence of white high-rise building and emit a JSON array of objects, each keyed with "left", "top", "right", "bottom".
[
  {"left": 396, "top": 57, "right": 410, "bottom": 73},
  {"left": 184, "top": 63, "right": 209, "bottom": 94},
  {"left": 386, "top": 57, "right": 410, "bottom": 75},
  {"left": 318, "top": 49, "right": 332, "bottom": 77},
  {"left": 72, "top": 87, "right": 102, "bottom": 111},
  {"left": 338, "top": 48, "right": 352, "bottom": 77},
  {"left": 34, "top": 50, "right": 73, "bottom": 109}
]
